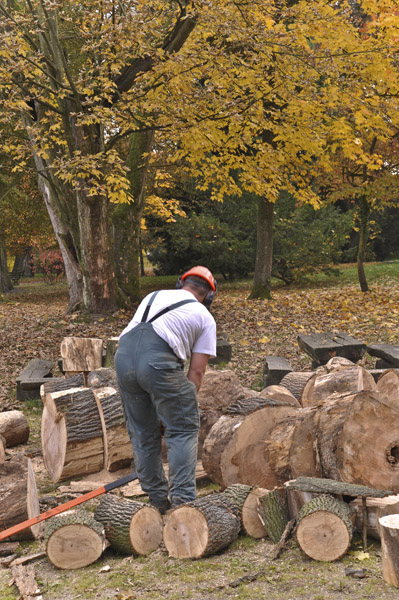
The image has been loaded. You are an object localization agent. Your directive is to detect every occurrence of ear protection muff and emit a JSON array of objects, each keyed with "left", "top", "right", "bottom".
[{"left": 176, "top": 268, "right": 217, "bottom": 308}]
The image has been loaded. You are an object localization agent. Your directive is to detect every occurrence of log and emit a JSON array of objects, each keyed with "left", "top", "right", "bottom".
[
  {"left": 0, "top": 458, "right": 41, "bottom": 541},
  {"left": 279, "top": 371, "right": 313, "bottom": 401},
  {"left": 323, "top": 357, "right": 356, "bottom": 371},
  {"left": 104, "top": 337, "right": 119, "bottom": 368},
  {"left": 202, "top": 402, "right": 298, "bottom": 488},
  {"left": 163, "top": 496, "right": 241, "bottom": 558},
  {"left": 45, "top": 510, "right": 107, "bottom": 569},
  {"left": 257, "top": 488, "right": 289, "bottom": 543},
  {"left": 257, "top": 385, "right": 301, "bottom": 407},
  {"left": 284, "top": 486, "right": 317, "bottom": 521},
  {"left": 0, "top": 434, "right": 6, "bottom": 463},
  {"left": 94, "top": 495, "right": 163, "bottom": 555},
  {"left": 60, "top": 336, "right": 103, "bottom": 372},
  {"left": 376, "top": 370, "right": 399, "bottom": 408},
  {"left": 197, "top": 369, "right": 258, "bottom": 454},
  {"left": 337, "top": 391, "right": 399, "bottom": 491},
  {"left": 40, "top": 374, "right": 86, "bottom": 401},
  {"left": 296, "top": 494, "right": 353, "bottom": 561},
  {"left": 301, "top": 366, "right": 376, "bottom": 407},
  {"left": 264, "top": 407, "right": 321, "bottom": 483},
  {"left": 285, "top": 476, "right": 392, "bottom": 498},
  {"left": 379, "top": 514, "right": 399, "bottom": 587},
  {"left": 350, "top": 495, "right": 399, "bottom": 540},
  {"left": 41, "top": 387, "right": 104, "bottom": 482},
  {"left": 0, "top": 410, "right": 29, "bottom": 447},
  {"left": 92, "top": 387, "right": 132, "bottom": 471},
  {"left": 87, "top": 367, "right": 118, "bottom": 389},
  {"left": 220, "top": 484, "right": 269, "bottom": 538}
]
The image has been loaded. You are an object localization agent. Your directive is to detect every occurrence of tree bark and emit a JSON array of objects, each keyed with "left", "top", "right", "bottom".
[
  {"left": 0, "top": 411, "right": 29, "bottom": 447},
  {"left": 0, "top": 225, "right": 12, "bottom": 294},
  {"left": 248, "top": 196, "right": 274, "bottom": 300},
  {"left": 357, "top": 195, "right": 370, "bottom": 293},
  {"left": 113, "top": 130, "right": 154, "bottom": 305}
]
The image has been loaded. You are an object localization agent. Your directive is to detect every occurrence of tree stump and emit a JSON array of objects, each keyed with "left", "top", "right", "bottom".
[
  {"left": 60, "top": 337, "right": 103, "bottom": 372},
  {"left": 0, "top": 458, "right": 41, "bottom": 541},
  {"left": 220, "top": 484, "right": 270, "bottom": 538},
  {"left": 45, "top": 510, "right": 107, "bottom": 569},
  {"left": 202, "top": 402, "right": 298, "bottom": 488},
  {"left": 163, "top": 496, "right": 241, "bottom": 558},
  {"left": 257, "top": 488, "right": 289, "bottom": 543},
  {"left": 94, "top": 495, "right": 163, "bottom": 555},
  {"left": 41, "top": 388, "right": 104, "bottom": 482},
  {"left": 379, "top": 514, "right": 399, "bottom": 587},
  {"left": 0, "top": 410, "right": 29, "bottom": 447},
  {"left": 279, "top": 371, "right": 314, "bottom": 401},
  {"left": 301, "top": 366, "right": 376, "bottom": 407},
  {"left": 296, "top": 495, "right": 353, "bottom": 561},
  {"left": 92, "top": 387, "right": 132, "bottom": 471}
]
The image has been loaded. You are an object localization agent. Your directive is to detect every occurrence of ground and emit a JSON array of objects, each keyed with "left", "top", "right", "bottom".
[{"left": 1, "top": 268, "right": 399, "bottom": 599}]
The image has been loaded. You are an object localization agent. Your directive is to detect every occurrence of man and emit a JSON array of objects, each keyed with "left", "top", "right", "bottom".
[{"left": 115, "top": 266, "right": 217, "bottom": 513}]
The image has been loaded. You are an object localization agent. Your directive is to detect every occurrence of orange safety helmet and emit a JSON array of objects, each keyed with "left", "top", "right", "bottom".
[{"left": 180, "top": 266, "right": 216, "bottom": 291}]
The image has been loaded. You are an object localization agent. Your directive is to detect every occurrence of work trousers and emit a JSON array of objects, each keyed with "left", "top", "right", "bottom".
[{"left": 115, "top": 323, "right": 199, "bottom": 509}]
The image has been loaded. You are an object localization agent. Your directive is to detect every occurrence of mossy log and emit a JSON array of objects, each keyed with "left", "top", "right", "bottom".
[
  {"left": 301, "top": 366, "right": 376, "bottom": 407},
  {"left": 220, "top": 484, "right": 269, "bottom": 538},
  {"left": 257, "top": 488, "right": 289, "bottom": 543},
  {"left": 163, "top": 496, "right": 241, "bottom": 558},
  {"left": 264, "top": 407, "right": 321, "bottom": 483},
  {"left": 279, "top": 371, "right": 314, "bottom": 401},
  {"left": 92, "top": 387, "right": 132, "bottom": 471},
  {"left": 0, "top": 458, "right": 41, "bottom": 541},
  {"left": 41, "top": 387, "right": 104, "bottom": 482},
  {"left": 379, "top": 514, "right": 399, "bottom": 587},
  {"left": 94, "top": 495, "right": 163, "bottom": 555},
  {"left": 202, "top": 403, "right": 297, "bottom": 489},
  {"left": 45, "top": 510, "right": 106, "bottom": 569},
  {"left": 296, "top": 494, "right": 353, "bottom": 561},
  {"left": 0, "top": 410, "right": 29, "bottom": 447}
]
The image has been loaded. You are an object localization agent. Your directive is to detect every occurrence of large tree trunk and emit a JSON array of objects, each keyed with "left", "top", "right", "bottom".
[
  {"left": 357, "top": 195, "right": 370, "bottom": 293},
  {"left": 0, "top": 232, "right": 12, "bottom": 294},
  {"left": 113, "top": 130, "right": 154, "bottom": 305},
  {"left": 248, "top": 196, "right": 274, "bottom": 300}
]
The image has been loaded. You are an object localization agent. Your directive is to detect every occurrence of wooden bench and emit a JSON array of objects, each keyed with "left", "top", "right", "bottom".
[
  {"left": 297, "top": 332, "right": 366, "bottom": 366},
  {"left": 10, "top": 271, "right": 22, "bottom": 285},
  {"left": 263, "top": 356, "right": 293, "bottom": 386},
  {"left": 367, "top": 343, "right": 399, "bottom": 368}
]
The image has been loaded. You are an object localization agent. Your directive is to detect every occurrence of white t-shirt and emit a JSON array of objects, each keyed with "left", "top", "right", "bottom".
[{"left": 119, "top": 289, "right": 217, "bottom": 361}]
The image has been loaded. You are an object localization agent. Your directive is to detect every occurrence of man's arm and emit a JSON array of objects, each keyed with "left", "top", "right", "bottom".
[{"left": 187, "top": 352, "right": 209, "bottom": 392}]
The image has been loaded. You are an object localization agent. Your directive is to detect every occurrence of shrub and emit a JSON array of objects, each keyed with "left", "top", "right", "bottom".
[{"left": 33, "top": 247, "right": 65, "bottom": 283}]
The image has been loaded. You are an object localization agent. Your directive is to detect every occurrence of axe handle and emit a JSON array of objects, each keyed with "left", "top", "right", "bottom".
[{"left": 0, "top": 472, "right": 138, "bottom": 542}]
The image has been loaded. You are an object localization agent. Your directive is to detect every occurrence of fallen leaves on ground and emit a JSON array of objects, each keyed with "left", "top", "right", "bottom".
[{"left": 1, "top": 275, "right": 398, "bottom": 406}]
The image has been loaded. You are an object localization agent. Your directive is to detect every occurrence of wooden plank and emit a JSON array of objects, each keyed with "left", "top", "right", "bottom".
[
  {"left": 297, "top": 332, "right": 366, "bottom": 364},
  {"left": 263, "top": 356, "right": 293, "bottom": 386}
]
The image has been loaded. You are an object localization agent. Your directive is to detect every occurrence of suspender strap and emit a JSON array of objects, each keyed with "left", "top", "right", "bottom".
[
  {"left": 141, "top": 291, "right": 159, "bottom": 322},
  {"left": 148, "top": 299, "right": 197, "bottom": 323}
]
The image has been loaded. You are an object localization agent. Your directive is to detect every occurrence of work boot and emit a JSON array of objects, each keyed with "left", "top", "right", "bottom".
[
  {"left": 150, "top": 499, "right": 171, "bottom": 515},
  {"left": 170, "top": 496, "right": 186, "bottom": 509}
]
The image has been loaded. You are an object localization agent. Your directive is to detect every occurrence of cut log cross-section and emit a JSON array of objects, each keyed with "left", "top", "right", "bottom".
[
  {"left": 0, "top": 458, "right": 41, "bottom": 541},
  {"left": 163, "top": 496, "right": 241, "bottom": 558},
  {"left": 92, "top": 387, "right": 132, "bottom": 472},
  {"left": 60, "top": 337, "right": 103, "bottom": 373},
  {"left": 0, "top": 410, "right": 29, "bottom": 447},
  {"left": 220, "top": 484, "right": 270, "bottom": 538},
  {"left": 296, "top": 494, "right": 354, "bottom": 561},
  {"left": 376, "top": 370, "right": 399, "bottom": 409},
  {"left": 379, "top": 514, "right": 399, "bottom": 587},
  {"left": 94, "top": 495, "right": 163, "bottom": 555},
  {"left": 45, "top": 510, "right": 107, "bottom": 569},
  {"left": 202, "top": 401, "right": 298, "bottom": 489},
  {"left": 301, "top": 366, "right": 376, "bottom": 407},
  {"left": 41, "top": 387, "right": 104, "bottom": 482}
]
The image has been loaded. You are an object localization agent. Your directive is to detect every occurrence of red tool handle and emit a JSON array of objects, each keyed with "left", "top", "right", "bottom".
[{"left": 0, "top": 472, "right": 138, "bottom": 542}]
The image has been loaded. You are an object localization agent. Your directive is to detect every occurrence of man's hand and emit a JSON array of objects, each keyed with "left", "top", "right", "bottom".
[{"left": 187, "top": 352, "right": 209, "bottom": 392}]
